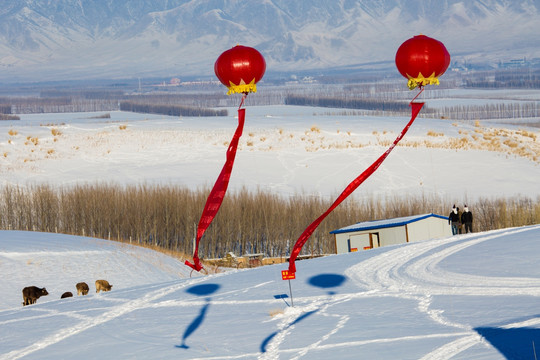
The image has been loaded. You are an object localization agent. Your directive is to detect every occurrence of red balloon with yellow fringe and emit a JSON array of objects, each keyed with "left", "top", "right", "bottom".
[
  {"left": 185, "top": 44, "right": 265, "bottom": 273},
  {"left": 214, "top": 45, "right": 266, "bottom": 95},
  {"left": 395, "top": 34, "right": 450, "bottom": 90}
]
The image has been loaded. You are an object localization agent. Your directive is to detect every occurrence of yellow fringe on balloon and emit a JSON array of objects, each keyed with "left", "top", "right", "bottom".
[
  {"left": 227, "top": 78, "right": 258, "bottom": 95},
  {"left": 407, "top": 72, "right": 440, "bottom": 90}
]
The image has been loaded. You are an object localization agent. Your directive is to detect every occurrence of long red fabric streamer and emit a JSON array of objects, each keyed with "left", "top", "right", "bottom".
[
  {"left": 288, "top": 99, "right": 425, "bottom": 273},
  {"left": 185, "top": 103, "right": 246, "bottom": 272}
]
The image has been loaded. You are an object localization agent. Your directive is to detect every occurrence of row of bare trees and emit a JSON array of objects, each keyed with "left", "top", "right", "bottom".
[
  {"left": 0, "top": 97, "right": 119, "bottom": 114},
  {"left": 434, "top": 102, "right": 540, "bottom": 120},
  {"left": 1, "top": 184, "right": 539, "bottom": 260},
  {"left": 284, "top": 94, "right": 411, "bottom": 112},
  {"left": 281, "top": 92, "right": 539, "bottom": 121},
  {"left": 119, "top": 101, "right": 227, "bottom": 117},
  {"left": 2, "top": 68, "right": 539, "bottom": 119}
]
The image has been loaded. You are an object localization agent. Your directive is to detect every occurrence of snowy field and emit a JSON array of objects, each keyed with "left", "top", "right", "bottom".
[
  {"left": 1, "top": 97, "right": 540, "bottom": 203},
  {"left": 1, "top": 227, "right": 539, "bottom": 359},
  {"left": 1, "top": 92, "right": 539, "bottom": 359}
]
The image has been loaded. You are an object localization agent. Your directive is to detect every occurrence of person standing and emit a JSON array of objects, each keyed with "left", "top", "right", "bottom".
[
  {"left": 448, "top": 205, "right": 460, "bottom": 235},
  {"left": 457, "top": 207, "right": 463, "bottom": 234},
  {"left": 461, "top": 205, "right": 473, "bottom": 233}
]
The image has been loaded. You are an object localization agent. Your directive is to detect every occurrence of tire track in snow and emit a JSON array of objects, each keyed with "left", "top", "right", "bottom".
[
  {"left": 405, "top": 227, "right": 540, "bottom": 295},
  {"left": 190, "top": 332, "right": 471, "bottom": 360},
  {"left": 345, "top": 226, "right": 540, "bottom": 359},
  {"left": 258, "top": 293, "right": 352, "bottom": 360},
  {"left": 419, "top": 334, "right": 484, "bottom": 360},
  {"left": 346, "top": 227, "right": 540, "bottom": 295}
]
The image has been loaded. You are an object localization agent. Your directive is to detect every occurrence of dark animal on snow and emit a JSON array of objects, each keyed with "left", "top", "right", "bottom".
[
  {"left": 61, "top": 292, "right": 73, "bottom": 299},
  {"left": 95, "top": 279, "right": 113, "bottom": 293},
  {"left": 22, "top": 286, "right": 49, "bottom": 306},
  {"left": 76, "top": 282, "right": 89, "bottom": 296}
]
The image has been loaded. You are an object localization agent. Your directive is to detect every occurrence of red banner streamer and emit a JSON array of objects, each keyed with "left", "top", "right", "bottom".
[
  {"left": 185, "top": 107, "right": 246, "bottom": 272},
  {"left": 288, "top": 100, "right": 425, "bottom": 273}
]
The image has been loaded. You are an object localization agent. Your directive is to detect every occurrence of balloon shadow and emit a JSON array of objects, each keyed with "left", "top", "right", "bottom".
[
  {"left": 308, "top": 273, "right": 346, "bottom": 295},
  {"left": 475, "top": 326, "right": 540, "bottom": 359},
  {"left": 176, "top": 283, "right": 220, "bottom": 350},
  {"left": 260, "top": 309, "right": 318, "bottom": 353},
  {"left": 186, "top": 283, "right": 220, "bottom": 296}
]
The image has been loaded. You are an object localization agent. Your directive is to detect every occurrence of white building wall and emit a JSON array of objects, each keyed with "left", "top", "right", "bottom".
[
  {"left": 378, "top": 227, "right": 407, "bottom": 247},
  {"left": 407, "top": 217, "right": 452, "bottom": 242},
  {"left": 334, "top": 216, "right": 452, "bottom": 254},
  {"left": 335, "top": 233, "right": 350, "bottom": 253},
  {"left": 336, "top": 226, "right": 407, "bottom": 253}
]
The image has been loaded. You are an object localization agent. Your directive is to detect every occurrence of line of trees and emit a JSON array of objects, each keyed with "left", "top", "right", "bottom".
[
  {"left": 0, "top": 104, "right": 12, "bottom": 114},
  {"left": 2, "top": 71, "right": 540, "bottom": 121},
  {"left": 0, "top": 104, "right": 19, "bottom": 120},
  {"left": 282, "top": 93, "right": 539, "bottom": 121},
  {"left": 0, "top": 97, "right": 118, "bottom": 114},
  {"left": 0, "top": 104, "right": 20, "bottom": 120},
  {"left": 284, "top": 94, "right": 411, "bottom": 112},
  {"left": 1, "top": 184, "right": 539, "bottom": 260},
  {"left": 119, "top": 101, "right": 227, "bottom": 117},
  {"left": 434, "top": 102, "right": 540, "bottom": 120},
  {"left": 0, "top": 114, "right": 19, "bottom": 120},
  {"left": 39, "top": 89, "right": 125, "bottom": 99},
  {"left": 465, "top": 68, "right": 540, "bottom": 89}
]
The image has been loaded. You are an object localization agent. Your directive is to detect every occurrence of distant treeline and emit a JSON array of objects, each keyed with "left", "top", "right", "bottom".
[
  {"left": 465, "top": 79, "right": 540, "bottom": 89},
  {"left": 119, "top": 101, "right": 227, "bottom": 117},
  {"left": 0, "top": 114, "right": 19, "bottom": 120},
  {"left": 0, "top": 96, "right": 117, "bottom": 114},
  {"left": 285, "top": 94, "right": 411, "bottom": 112},
  {"left": 0, "top": 104, "right": 12, "bottom": 114},
  {"left": 464, "top": 68, "right": 540, "bottom": 89},
  {"left": 40, "top": 89, "right": 125, "bottom": 99},
  {"left": 2, "top": 68, "right": 540, "bottom": 119},
  {"left": 1, "top": 184, "right": 539, "bottom": 261},
  {"left": 435, "top": 102, "right": 540, "bottom": 120},
  {"left": 0, "top": 104, "right": 20, "bottom": 120},
  {"left": 0, "top": 94, "right": 229, "bottom": 116}
]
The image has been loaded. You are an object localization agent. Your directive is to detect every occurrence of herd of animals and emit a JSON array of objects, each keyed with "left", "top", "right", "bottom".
[{"left": 21, "top": 280, "right": 113, "bottom": 306}]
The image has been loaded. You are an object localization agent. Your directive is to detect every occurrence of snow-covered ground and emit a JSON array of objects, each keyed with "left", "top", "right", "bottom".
[
  {"left": 1, "top": 93, "right": 539, "bottom": 358},
  {"left": 1, "top": 226, "right": 539, "bottom": 359},
  {"left": 1, "top": 100, "right": 539, "bottom": 202}
]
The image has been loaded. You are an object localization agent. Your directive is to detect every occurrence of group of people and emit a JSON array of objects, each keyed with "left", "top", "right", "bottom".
[{"left": 448, "top": 204, "right": 473, "bottom": 235}]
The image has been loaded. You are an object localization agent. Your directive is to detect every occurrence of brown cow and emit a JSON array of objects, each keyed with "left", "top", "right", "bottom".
[
  {"left": 76, "top": 282, "right": 89, "bottom": 296},
  {"left": 22, "top": 286, "right": 49, "bottom": 306},
  {"left": 95, "top": 279, "right": 113, "bottom": 293},
  {"left": 61, "top": 292, "right": 73, "bottom": 299}
]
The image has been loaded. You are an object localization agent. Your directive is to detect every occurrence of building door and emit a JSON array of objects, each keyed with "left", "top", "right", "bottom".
[
  {"left": 371, "top": 233, "right": 380, "bottom": 248},
  {"left": 348, "top": 234, "right": 371, "bottom": 252}
]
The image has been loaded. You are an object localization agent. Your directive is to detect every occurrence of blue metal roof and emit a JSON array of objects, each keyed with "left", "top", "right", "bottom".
[{"left": 330, "top": 213, "right": 449, "bottom": 234}]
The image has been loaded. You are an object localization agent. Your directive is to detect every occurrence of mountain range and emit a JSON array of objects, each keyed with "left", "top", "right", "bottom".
[{"left": 0, "top": 0, "right": 539, "bottom": 83}]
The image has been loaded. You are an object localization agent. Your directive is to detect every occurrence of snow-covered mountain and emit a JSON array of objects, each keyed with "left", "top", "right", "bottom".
[{"left": 0, "top": 0, "right": 539, "bottom": 82}]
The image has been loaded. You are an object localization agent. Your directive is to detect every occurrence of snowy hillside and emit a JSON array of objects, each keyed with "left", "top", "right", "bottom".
[
  {"left": 0, "top": 230, "right": 196, "bottom": 310},
  {"left": 1, "top": 226, "right": 539, "bottom": 359},
  {"left": 1, "top": 0, "right": 539, "bottom": 81}
]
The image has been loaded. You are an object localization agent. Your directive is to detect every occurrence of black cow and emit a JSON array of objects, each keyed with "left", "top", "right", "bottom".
[{"left": 22, "top": 286, "right": 49, "bottom": 306}]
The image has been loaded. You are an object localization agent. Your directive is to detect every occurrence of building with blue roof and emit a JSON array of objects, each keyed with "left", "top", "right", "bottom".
[{"left": 330, "top": 213, "right": 452, "bottom": 254}]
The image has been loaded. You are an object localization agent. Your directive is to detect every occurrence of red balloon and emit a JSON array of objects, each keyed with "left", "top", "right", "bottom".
[
  {"left": 395, "top": 35, "right": 450, "bottom": 90},
  {"left": 214, "top": 45, "right": 266, "bottom": 95}
]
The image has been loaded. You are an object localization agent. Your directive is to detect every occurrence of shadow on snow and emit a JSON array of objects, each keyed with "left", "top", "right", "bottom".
[
  {"left": 261, "top": 273, "right": 347, "bottom": 353},
  {"left": 176, "top": 283, "right": 220, "bottom": 349},
  {"left": 475, "top": 326, "right": 540, "bottom": 359}
]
